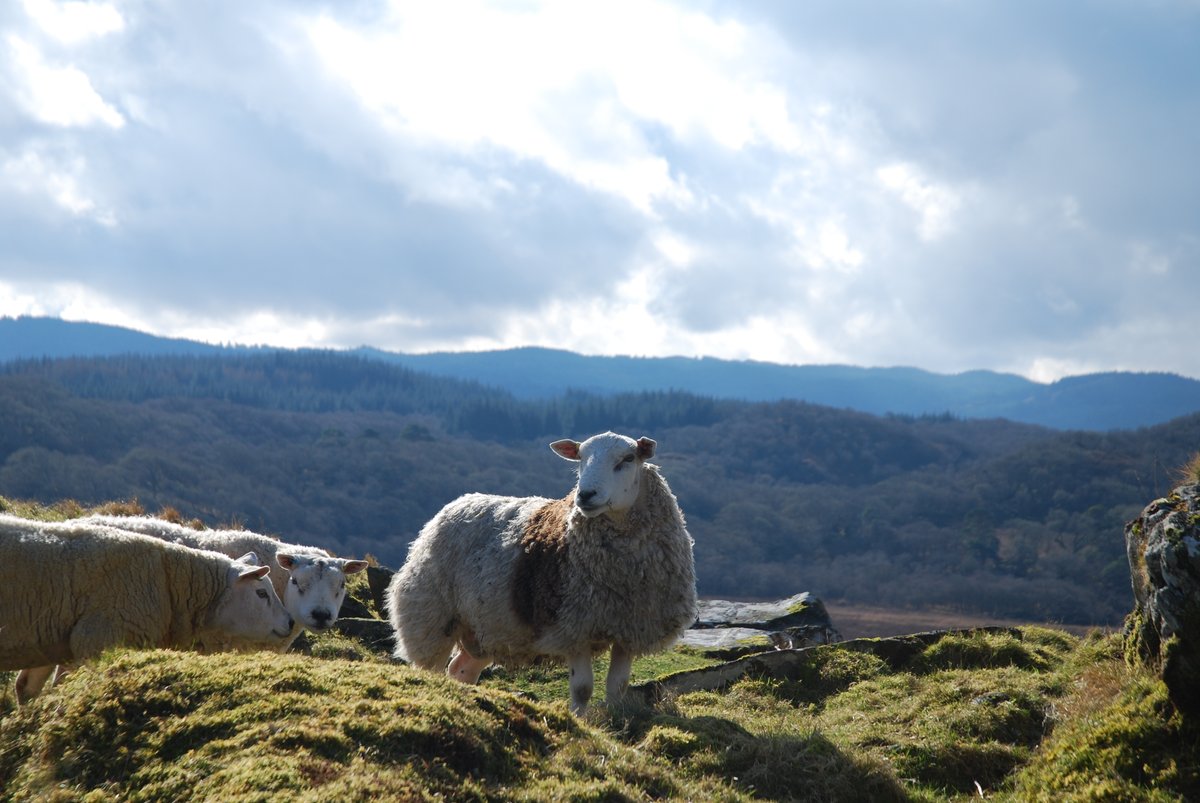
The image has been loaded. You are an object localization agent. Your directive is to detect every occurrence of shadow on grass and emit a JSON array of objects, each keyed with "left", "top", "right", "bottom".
[{"left": 595, "top": 697, "right": 907, "bottom": 802}]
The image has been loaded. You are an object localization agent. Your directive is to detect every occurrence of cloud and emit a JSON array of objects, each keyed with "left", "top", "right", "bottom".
[
  {"left": 0, "top": 0, "right": 1197, "bottom": 380},
  {"left": 21, "top": 0, "right": 123, "bottom": 45},
  {"left": 5, "top": 34, "right": 124, "bottom": 128},
  {"left": 876, "top": 163, "right": 962, "bottom": 242},
  {"left": 2, "top": 146, "right": 115, "bottom": 224}
]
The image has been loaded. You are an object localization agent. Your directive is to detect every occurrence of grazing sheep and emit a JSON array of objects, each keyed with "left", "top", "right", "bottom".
[
  {"left": 386, "top": 431, "right": 697, "bottom": 714},
  {"left": 0, "top": 514, "right": 294, "bottom": 704},
  {"left": 78, "top": 515, "right": 369, "bottom": 646}
]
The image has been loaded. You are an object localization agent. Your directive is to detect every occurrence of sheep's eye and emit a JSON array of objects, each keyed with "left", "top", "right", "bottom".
[
  {"left": 615, "top": 454, "right": 635, "bottom": 470},
  {"left": 256, "top": 589, "right": 268, "bottom": 600},
  {"left": 291, "top": 577, "right": 298, "bottom": 585}
]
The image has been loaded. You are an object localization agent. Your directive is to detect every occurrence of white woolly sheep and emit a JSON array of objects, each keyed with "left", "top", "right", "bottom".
[
  {"left": 0, "top": 514, "right": 294, "bottom": 704},
  {"left": 77, "top": 515, "right": 369, "bottom": 647},
  {"left": 385, "top": 431, "right": 698, "bottom": 714}
]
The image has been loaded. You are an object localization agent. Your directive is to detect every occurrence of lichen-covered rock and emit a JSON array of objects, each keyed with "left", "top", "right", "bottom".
[
  {"left": 678, "top": 627, "right": 779, "bottom": 660},
  {"left": 1124, "top": 483, "right": 1200, "bottom": 714},
  {"left": 683, "top": 592, "right": 840, "bottom": 659}
]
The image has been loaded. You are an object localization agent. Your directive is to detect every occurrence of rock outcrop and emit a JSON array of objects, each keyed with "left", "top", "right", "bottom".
[
  {"left": 682, "top": 592, "right": 840, "bottom": 659},
  {"left": 1125, "top": 483, "right": 1200, "bottom": 714},
  {"left": 337, "top": 574, "right": 840, "bottom": 665},
  {"left": 632, "top": 627, "right": 1022, "bottom": 705}
]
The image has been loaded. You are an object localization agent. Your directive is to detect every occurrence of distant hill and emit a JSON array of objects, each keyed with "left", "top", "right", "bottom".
[
  {"left": 364, "top": 346, "right": 1200, "bottom": 431},
  {"left": 0, "top": 315, "right": 249, "bottom": 361},
  {"left": 4, "top": 315, "right": 1199, "bottom": 430}
]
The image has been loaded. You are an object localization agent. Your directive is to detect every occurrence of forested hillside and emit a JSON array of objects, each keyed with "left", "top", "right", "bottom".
[
  {"left": 7, "top": 316, "right": 1200, "bottom": 430},
  {"left": 2, "top": 352, "right": 1193, "bottom": 626}
]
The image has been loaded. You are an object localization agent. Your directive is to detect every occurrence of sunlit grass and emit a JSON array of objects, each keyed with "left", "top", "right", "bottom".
[{"left": 4, "top": 499, "right": 1198, "bottom": 800}]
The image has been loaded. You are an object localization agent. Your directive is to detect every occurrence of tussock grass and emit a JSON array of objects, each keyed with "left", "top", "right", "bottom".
[
  {"left": 1003, "top": 636, "right": 1200, "bottom": 802},
  {"left": 0, "top": 649, "right": 742, "bottom": 802},
  {"left": 3, "top": 499, "right": 1197, "bottom": 800},
  {"left": 3, "top": 623, "right": 1197, "bottom": 800},
  {"left": 1174, "top": 452, "right": 1200, "bottom": 486}
]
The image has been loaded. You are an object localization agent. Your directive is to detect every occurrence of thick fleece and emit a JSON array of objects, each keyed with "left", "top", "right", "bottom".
[
  {"left": 0, "top": 515, "right": 292, "bottom": 674},
  {"left": 387, "top": 464, "right": 697, "bottom": 670},
  {"left": 78, "top": 515, "right": 364, "bottom": 645}
]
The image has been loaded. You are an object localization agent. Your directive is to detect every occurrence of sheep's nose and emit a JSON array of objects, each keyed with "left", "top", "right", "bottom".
[
  {"left": 577, "top": 489, "right": 598, "bottom": 506},
  {"left": 311, "top": 609, "right": 332, "bottom": 626}
]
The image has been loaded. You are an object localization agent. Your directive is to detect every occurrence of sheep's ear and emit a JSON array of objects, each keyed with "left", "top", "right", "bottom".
[
  {"left": 341, "top": 559, "right": 369, "bottom": 575},
  {"left": 237, "top": 564, "right": 271, "bottom": 581},
  {"left": 636, "top": 437, "right": 657, "bottom": 460},
  {"left": 276, "top": 553, "right": 298, "bottom": 571},
  {"left": 237, "top": 551, "right": 262, "bottom": 567},
  {"left": 550, "top": 439, "right": 581, "bottom": 461}
]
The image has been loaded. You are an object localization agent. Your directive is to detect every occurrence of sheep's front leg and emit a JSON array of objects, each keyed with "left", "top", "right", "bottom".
[
  {"left": 569, "top": 653, "right": 594, "bottom": 714},
  {"left": 605, "top": 643, "right": 632, "bottom": 705}
]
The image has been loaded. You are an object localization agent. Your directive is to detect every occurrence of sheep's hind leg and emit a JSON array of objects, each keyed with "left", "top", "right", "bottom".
[
  {"left": 447, "top": 646, "right": 490, "bottom": 684},
  {"left": 14, "top": 666, "right": 54, "bottom": 705},
  {"left": 568, "top": 653, "right": 594, "bottom": 715},
  {"left": 605, "top": 644, "right": 632, "bottom": 705}
]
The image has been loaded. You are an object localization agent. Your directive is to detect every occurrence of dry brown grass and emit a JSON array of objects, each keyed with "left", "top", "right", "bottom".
[{"left": 1174, "top": 451, "right": 1200, "bottom": 486}]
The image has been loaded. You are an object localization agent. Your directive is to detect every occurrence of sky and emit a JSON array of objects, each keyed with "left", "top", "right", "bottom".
[{"left": 1, "top": 0, "right": 1198, "bottom": 382}]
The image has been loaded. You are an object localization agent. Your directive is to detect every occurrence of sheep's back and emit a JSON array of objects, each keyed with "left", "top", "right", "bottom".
[{"left": 0, "top": 518, "right": 224, "bottom": 669}]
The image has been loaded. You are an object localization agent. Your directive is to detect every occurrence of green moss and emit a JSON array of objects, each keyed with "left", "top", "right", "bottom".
[
  {"left": 487, "top": 646, "right": 718, "bottom": 705},
  {"left": 1005, "top": 663, "right": 1200, "bottom": 801},
  {"left": 0, "top": 649, "right": 737, "bottom": 802},
  {"left": 762, "top": 647, "right": 890, "bottom": 708},
  {"left": 3, "top": 621, "right": 1196, "bottom": 801},
  {"left": 341, "top": 569, "right": 380, "bottom": 618},
  {"left": 908, "top": 629, "right": 1071, "bottom": 675}
]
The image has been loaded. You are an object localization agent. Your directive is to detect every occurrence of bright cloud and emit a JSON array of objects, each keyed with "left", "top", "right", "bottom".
[
  {"left": 6, "top": 34, "right": 124, "bottom": 128},
  {"left": 0, "top": 0, "right": 1197, "bottom": 381},
  {"left": 302, "top": 0, "right": 803, "bottom": 214},
  {"left": 876, "top": 162, "right": 961, "bottom": 242},
  {"left": 2, "top": 147, "right": 115, "bottom": 224},
  {"left": 20, "top": 0, "right": 124, "bottom": 45}
]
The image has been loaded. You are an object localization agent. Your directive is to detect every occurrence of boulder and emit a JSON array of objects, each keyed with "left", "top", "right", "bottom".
[
  {"left": 679, "top": 627, "right": 778, "bottom": 660},
  {"left": 338, "top": 594, "right": 374, "bottom": 620},
  {"left": 681, "top": 592, "right": 840, "bottom": 659},
  {"left": 334, "top": 617, "right": 397, "bottom": 655},
  {"left": 367, "top": 564, "right": 395, "bottom": 616},
  {"left": 1125, "top": 483, "right": 1200, "bottom": 714},
  {"left": 694, "top": 592, "right": 834, "bottom": 632}
]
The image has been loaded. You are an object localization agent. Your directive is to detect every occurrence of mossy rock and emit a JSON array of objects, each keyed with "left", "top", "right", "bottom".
[{"left": 1124, "top": 483, "right": 1200, "bottom": 715}]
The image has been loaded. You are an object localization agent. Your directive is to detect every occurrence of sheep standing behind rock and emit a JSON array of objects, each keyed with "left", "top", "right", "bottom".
[
  {"left": 0, "top": 514, "right": 294, "bottom": 703},
  {"left": 78, "top": 515, "right": 368, "bottom": 647},
  {"left": 386, "top": 431, "right": 697, "bottom": 714}
]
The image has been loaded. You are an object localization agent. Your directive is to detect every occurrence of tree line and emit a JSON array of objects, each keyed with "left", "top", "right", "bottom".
[{"left": 2, "top": 351, "right": 1196, "bottom": 625}]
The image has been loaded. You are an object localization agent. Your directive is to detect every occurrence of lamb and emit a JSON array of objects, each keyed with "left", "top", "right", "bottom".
[
  {"left": 76, "top": 514, "right": 369, "bottom": 647},
  {"left": 386, "top": 431, "right": 698, "bottom": 714},
  {"left": 0, "top": 514, "right": 294, "bottom": 704}
]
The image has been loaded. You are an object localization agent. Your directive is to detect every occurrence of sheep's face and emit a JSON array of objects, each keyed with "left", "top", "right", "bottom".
[
  {"left": 210, "top": 552, "right": 295, "bottom": 645},
  {"left": 277, "top": 553, "right": 369, "bottom": 631},
  {"left": 551, "top": 431, "right": 656, "bottom": 518}
]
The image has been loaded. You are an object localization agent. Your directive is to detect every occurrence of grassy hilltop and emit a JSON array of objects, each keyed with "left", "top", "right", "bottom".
[
  {"left": 3, "top": 502, "right": 1200, "bottom": 800},
  {"left": 3, "top": 626, "right": 1196, "bottom": 801}
]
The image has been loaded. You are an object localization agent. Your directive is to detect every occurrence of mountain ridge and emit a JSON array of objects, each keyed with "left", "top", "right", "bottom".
[{"left": 4, "top": 315, "right": 1198, "bottom": 430}]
